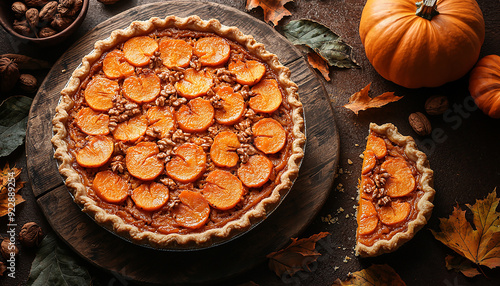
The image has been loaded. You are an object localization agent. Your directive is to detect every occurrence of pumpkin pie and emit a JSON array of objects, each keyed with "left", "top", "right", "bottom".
[
  {"left": 355, "top": 123, "right": 435, "bottom": 257},
  {"left": 52, "top": 16, "right": 305, "bottom": 248}
]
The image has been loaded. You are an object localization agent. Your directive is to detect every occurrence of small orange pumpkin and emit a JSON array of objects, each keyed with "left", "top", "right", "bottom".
[
  {"left": 359, "top": 0, "right": 485, "bottom": 88},
  {"left": 469, "top": 55, "right": 500, "bottom": 119}
]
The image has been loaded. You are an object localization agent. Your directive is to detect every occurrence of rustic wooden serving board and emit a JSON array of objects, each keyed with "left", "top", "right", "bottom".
[{"left": 25, "top": 1, "right": 339, "bottom": 284}]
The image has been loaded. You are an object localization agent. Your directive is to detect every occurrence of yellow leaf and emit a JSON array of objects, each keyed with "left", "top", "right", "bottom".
[
  {"left": 445, "top": 255, "right": 481, "bottom": 278},
  {"left": 246, "top": 0, "right": 293, "bottom": 26},
  {"left": 431, "top": 188, "right": 500, "bottom": 271},
  {"left": 343, "top": 83, "right": 403, "bottom": 115},
  {"left": 333, "top": 264, "right": 406, "bottom": 286}
]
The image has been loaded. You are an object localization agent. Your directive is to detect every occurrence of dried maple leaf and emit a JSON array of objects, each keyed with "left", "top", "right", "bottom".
[
  {"left": 246, "top": 0, "right": 293, "bottom": 26},
  {"left": 431, "top": 188, "right": 500, "bottom": 274},
  {"left": 333, "top": 264, "right": 406, "bottom": 286},
  {"left": 445, "top": 255, "right": 481, "bottom": 278},
  {"left": 343, "top": 83, "right": 403, "bottom": 115},
  {"left": 0, "top": 163, "right": 25, "bottom": 217},
  {"left": 307, "top": 52, "right": 330, "bottom": 81},
  {"left": 267, "top": 232, "right": 329, "bottom": 277}
]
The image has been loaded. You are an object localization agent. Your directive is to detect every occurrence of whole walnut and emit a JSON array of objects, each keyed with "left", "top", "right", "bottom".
[
  {"left": 13, "top": 19, "right": 32, "bottom": 36},
  {"left": 0, "top": 57, "right": 21, "bottom": 93},
  {"left": 58, "top": 0, "right": 83, "bottom": 17},
  {"left": 18, "top": 222, "right": 44, "bottom": 247},
  {"left": 39, "top": 27, "right": 57, "bottom": 38},
  {"left": 11, "top": 2, "right": 27, "bottom": 18},
  {"left": 51, "top": 13, "right": 72, "bottom": 31},
  {"left": 39, "top": 1, "right": 58, "bottom": 22},
  {"left": 26, "top": 8, "right": 40, "bottom": 29},
  {"left": 19, "top": 74, "right": 38, "bottom": 93},
  {"left": 1, "top": 238, "right": 19, "bottom": 260}
]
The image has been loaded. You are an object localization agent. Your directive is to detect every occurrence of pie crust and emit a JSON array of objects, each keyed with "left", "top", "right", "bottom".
[
  {"left": 51, "top": 15, "right": 305, "bottom": 248},
  {"left": 355, "top": 123, "right": 435, "bottom": 257}
]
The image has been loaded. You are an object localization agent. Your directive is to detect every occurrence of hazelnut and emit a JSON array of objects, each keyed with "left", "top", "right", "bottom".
[
  {"left": 1, "top": 237, "right": 19, "bottom": 260},
  {"left": 18, "top": 222, "right": 44, "bottom": 247}
]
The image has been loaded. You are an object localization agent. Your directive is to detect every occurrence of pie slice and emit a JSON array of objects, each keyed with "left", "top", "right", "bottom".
[{"left": 355, "top": 123, "right": 435, "bottom": 257}]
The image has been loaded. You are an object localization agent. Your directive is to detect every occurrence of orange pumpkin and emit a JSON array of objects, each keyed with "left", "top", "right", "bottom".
[
  {"left": 359, "top": 0, "right": 485, "bottom": 88},
  {"left": 469, "top": 55, "right": 500, "bottom": 119}
]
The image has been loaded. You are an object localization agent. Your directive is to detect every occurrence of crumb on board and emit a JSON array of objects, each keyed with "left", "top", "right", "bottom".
[
  {"left": 355, "top": 143, "right": 359, "bottom": 147},
  {"left": 359, "top": 153, "right": 364, "bottom": 159},
  {"left": 334, "top": 266, "right": 339, "bottom": 271},
  {"left": 343, "top": 256, "right": 351, "bottom": 263},
  {"left": 345, "top": 214, "right": 350, "bottom": 218},
  {"left": 337, "top": 207, "right": 344, "bottom": 214},
  {"left": 348, "top": 159, "right": 353, "bottom": 165},
  {"left": 339, "top": 168, "right": 343, "bottom": 174},
  {"left": 321, "top": 214, "right": 339, "bottom": 224}
]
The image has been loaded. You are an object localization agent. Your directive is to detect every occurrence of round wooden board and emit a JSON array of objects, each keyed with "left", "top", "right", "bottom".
[{"left": 25, "top": 1, "right": 339, "bottom": 284}]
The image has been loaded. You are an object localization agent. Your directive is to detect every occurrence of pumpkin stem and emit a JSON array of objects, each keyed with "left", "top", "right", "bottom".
[{"left": 416, "top": 0, "right": 439, "bottom": 20}]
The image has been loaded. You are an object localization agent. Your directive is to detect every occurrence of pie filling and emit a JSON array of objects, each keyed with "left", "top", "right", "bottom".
[{"left": 63, "top": 28, "right": 298, "bottom": 236}]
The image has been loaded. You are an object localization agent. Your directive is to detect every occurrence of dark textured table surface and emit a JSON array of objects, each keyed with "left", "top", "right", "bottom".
[{"left": 1, "top": 0, "right": 499, "bottom": 285}]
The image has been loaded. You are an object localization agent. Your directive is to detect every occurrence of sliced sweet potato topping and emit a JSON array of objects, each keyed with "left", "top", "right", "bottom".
[
  {"left": 102, "top": 49, "right": 135, "bottom": 79},
  {"left": 252, "top": 118, "right": 286, "bottom": 154},
  {"left": 381, "top": 158, "right": 416, "bottom": 198},
  {"left": 84, "top": 77, "right": 119, "bottom": 112},
  {"left": 176, "top": 98, "right": 214, "bottom": 132},
  {"left": 361, "top": 150, "right": 376, "bottom": 175},
  {"left": 132, "top": 182, "right": 170, "bottom": 212},
  {"left": 122, "top": 73, "right": 161, "bottom": 104},
  {"left": 174, "top": 68, "right": 213, "bottom": 99},
  {"left": 146, "top": 106, "right": 175, "bottom": 138},
  {"left": 112, "top": 115, "right": 148, "bottom": 142},
  {"left": 93, "top": 170, "right": 129, "bottom": 204},
  {"left": 202, "top": 169, "right": 244, "bottom": 210},
  {"left": 228, "top": 60, "right": 266, "bottom": 86},
  {"left": 210, "top": 131, "right": 240, "bottom": 168},
  {"left": 193, "top": 37, "right": 230, "bottom": 66},
  {"left": 123, "top": 36, "right": 159, "bottom": 67},
  {"left": 76, "top": 135, "right": 114, "bottom": 168},
  {"left": 249, "top": 79, "right": 282, "bottom": 113},
  {"left": 214, "top": 86, "right": 245, "bottom": 125},
  {"left": 75, "top": 107, "right": 109, "bottom": 136},
  {"left": 159, "top": 38, "right": 193, "bottom": 69},
  {"left": 357, "top": 198, "right": 379, "bottom": 235},
  {"left": 237, "top": 155, "right": 273, "bottom": 188},
  {"left": 125, "top": 142, "right": 164, "bottom": 181},
  {"left": 172, "top": 190, "right": 210, "bottom": 229},
  {"left": 378, "top": 201, "right": 411, "bottom": 225},
  {"left": 166, "top": 143, "right": 206, "bottom": 183},
  {"left": 366, "top": 134, "right": 387, "bottom": 159}
]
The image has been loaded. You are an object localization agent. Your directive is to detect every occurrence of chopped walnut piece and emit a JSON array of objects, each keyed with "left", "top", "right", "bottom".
[
  {"left": 237, "top": 143, "right": 257, "bottom": 164},
  {"left": 160, "top": 177, "right": 178, "bottom": 190},
  {"left": 110, "top": 155, "right": 125, "bottom": 173}
]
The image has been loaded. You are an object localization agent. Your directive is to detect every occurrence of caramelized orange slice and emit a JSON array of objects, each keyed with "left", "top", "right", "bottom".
[
  {"left": 214, "top": 86, "right": 245, "bottom": 125},
  {"left": 252, "top": 118, "right": 286, "bottom": 154},
  {"left": 228, "top": 60, "right": 266, "bottom": 86},
  {"left": 75, "top": 107, "right": 109, "bottom": 136},
  {"left": 381, "top": 158, "right": 416, "bottom": 198},
  {"left": 202, "top": 170, "right": 244, "bottom": 210},
  {"left": 103, "top": 49, "right": 135, "bottom": 79},
  {"left": 125, "top": 142, "right": 164, "bottom": 181},
  {"left": 174, "top": 68, "right": 213, "bottom": 99},
  {"left": 123, "top": 36, "right": 159, "bottom": 67},
  {"left": 361, "top": 150, "right": 376, "bottom": 175},
  {"left": 210, "top": 131, "right": 240, "bottom": 168},
  {"left": 132, "top": 182, "right": 170, "bottom": 212},
  {"left": 176, "top": 98, "right": 214, "bottom": 133},
  {"left": 146, "top": 106, "right": 175, "bottom": 138},
  {"left": 366, "top": 134, "right": 387, "bottom": 159},
  {"left": 159, "top": 38, "right": 193, "bottom": 69},
  {"left": 93, "top": 170, "right": 129, "bottom": 203},
  {"left": 173, "top": 190, "right": 210, "bottom": 229},
  {"left": 84, "top": 77, "right": 119, "bottom": 112},
  {"left": 378, "top": 201, "right": 411, "bottom": 225},
  {"left": 112, "top": 115, "right": 148, "bottom": 142},
  {"left": 237, "top": 155, "right": 273, "bottom": 188},
  {"left": 357, "top": 199, "right": 379, "bottom": 235},
  {"left": 193, "top": 37, "right": 230, "bottom": 66},
  {"left": 249, "top": 79, "right": 282, "bottom": 113},
  {"left": 76, "top": 135, "right": 114, "bottom": 168},
  {"left": 166, "top": 143, "right": 206, "bottom": 183},
  {"left": 122, "top": 73, "right": 161, "bottom": 104}
]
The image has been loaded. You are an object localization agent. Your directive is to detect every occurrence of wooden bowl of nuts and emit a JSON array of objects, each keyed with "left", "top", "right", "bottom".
[{"left": 0, "top": 0, "right": 89, "bottom": 46}]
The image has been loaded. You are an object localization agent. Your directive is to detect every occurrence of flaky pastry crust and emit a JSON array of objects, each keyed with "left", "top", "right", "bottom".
[
  {"left": 355, "top": 123, "right": 435, "bottom": 257},
  {"left": 51, "top": 15, "right": 305, "bottom": 249}
]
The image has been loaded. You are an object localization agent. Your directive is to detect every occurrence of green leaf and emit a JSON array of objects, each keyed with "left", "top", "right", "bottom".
[
  {"left": 27, "top": 233, "right": 91, "bottom": 286},
  {"left": 0, "top": 96, "right": 32, "bottom": 157},
  {"left": 282, "top": 19, "right": 359, "bottom": 69}
]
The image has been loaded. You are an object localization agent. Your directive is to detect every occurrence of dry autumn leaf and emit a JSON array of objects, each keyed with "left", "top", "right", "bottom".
[
  {"left": 307, "top": 52, "right": 330, "bottom": 81},
  {"left": 333, "top": 264, "right": 406, "bottom": 286},
  {"left": 0, "top": 163, "right": 25, "bottom": 217},
  {"left": 431, "top": 188, "right": 500, "bottom": 274},
  {"left": 246, "top": 0, "right": 293, "bottom": 26},
  {"left": 343, "top": 83, "right": 403, "bottom": 115},
  {"left": 267, "top": 232, "right": 329, "bottom": 277},
  {"left": 445, "top": 255, "right": 481, "bottom": 278}
]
